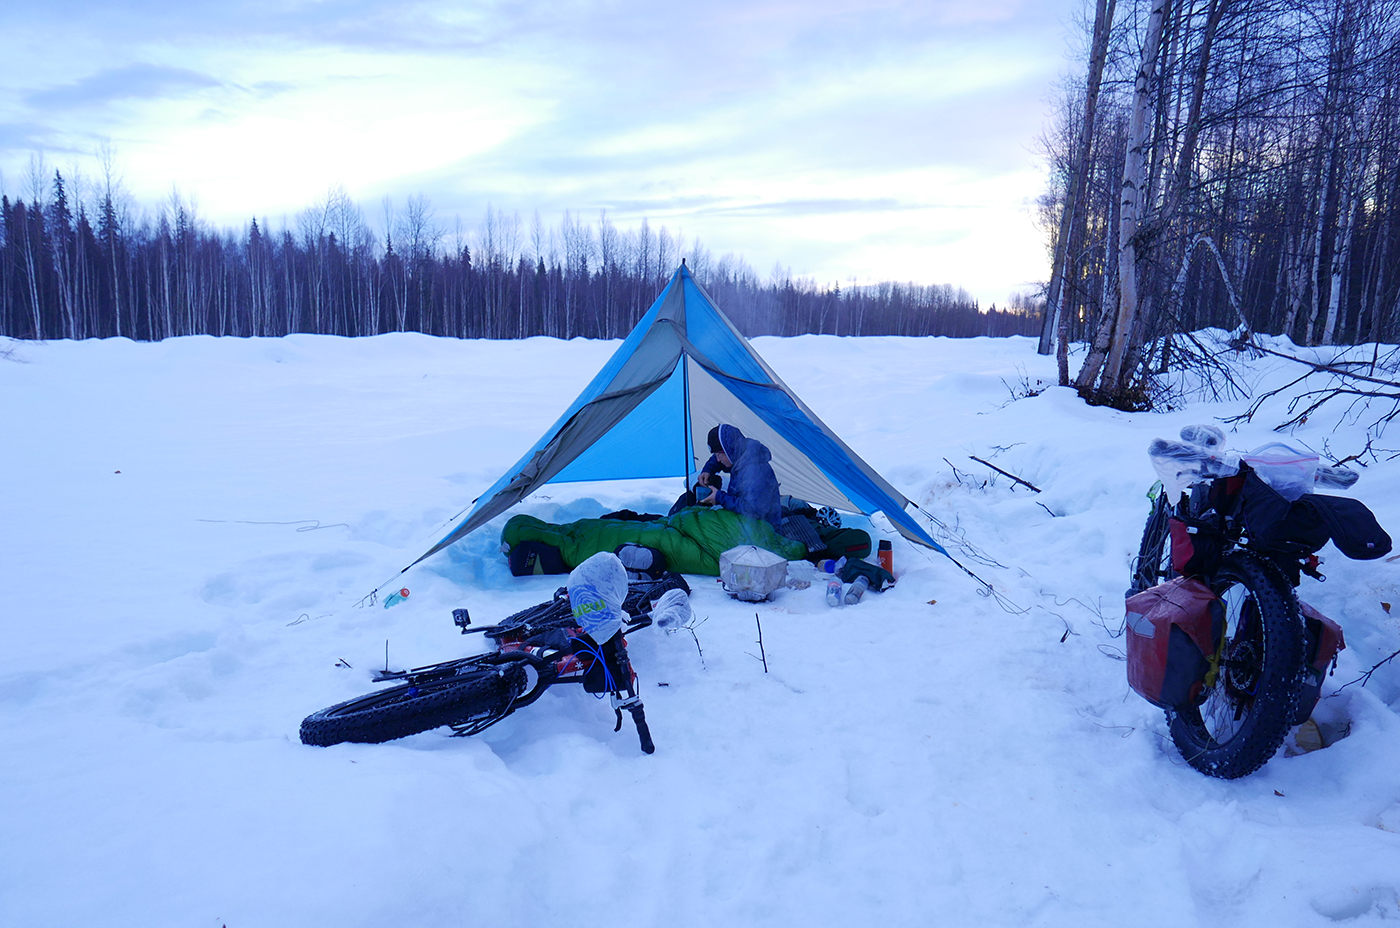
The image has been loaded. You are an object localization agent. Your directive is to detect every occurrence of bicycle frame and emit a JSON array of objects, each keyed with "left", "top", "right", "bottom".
[{"left": 366, "top": 590, "right": 665, "bottom": 750}]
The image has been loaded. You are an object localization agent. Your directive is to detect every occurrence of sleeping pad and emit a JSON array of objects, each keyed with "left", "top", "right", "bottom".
[{"left": 502, "top": 506, "right": 806, "bottom": 575}]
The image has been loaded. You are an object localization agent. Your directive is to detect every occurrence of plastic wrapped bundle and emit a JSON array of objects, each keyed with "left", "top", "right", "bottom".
[
  {"left": 1148, "top": 437, "right": 1239, "bottom": 502},
  {"left": 1148, "top": 424, "right": 1321, "bottom": 503},
  {"left": 1239, "top": 442, "right": 1318, "bottom": 501},
  {"left": 650, "top": 588, "right": 692, "bottom": 629},
  {"left": 567, "top": 552, "right": 629, "bottom": 643},
  {"left": 718, "top": 545, "right": 789, "bottom": 602}
]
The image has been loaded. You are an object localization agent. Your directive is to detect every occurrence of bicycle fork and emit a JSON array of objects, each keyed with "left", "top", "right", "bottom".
[{"left": 603, "top": 643, "right": 654, "bottom": 754}]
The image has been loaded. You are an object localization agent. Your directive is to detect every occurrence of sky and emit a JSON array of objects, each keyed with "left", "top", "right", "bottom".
[{"left": 0, "top": 0, "right": 1086, "bottom": 309}]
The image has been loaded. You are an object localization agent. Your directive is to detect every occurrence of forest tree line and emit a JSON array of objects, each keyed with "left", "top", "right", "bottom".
[
  {"left": 0, "top": 171, "right": 1036, "bottom": 344},
  {"left": 1038, "top": 0, "right": 1400, "bottom": 406}
]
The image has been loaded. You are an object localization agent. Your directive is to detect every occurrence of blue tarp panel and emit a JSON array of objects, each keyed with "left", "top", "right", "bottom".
[
  {"left": 551, "top": 365, "right": 688, "bottom": 482},
  {"left": 449, "top": 275, "right": 686, "bottom": 520},
  {"left": 681, "top": 275, "right": 772, "bottom": 383}
]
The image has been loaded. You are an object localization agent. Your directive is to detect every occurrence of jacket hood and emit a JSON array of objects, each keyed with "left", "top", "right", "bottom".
[{"left": 717, "top": 424, "right": 770, "bottom": 465}]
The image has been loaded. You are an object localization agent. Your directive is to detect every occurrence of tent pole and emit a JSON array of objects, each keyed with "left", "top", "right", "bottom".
[{"left": 681, "top": 352, "right": 692, "bottom": 483}]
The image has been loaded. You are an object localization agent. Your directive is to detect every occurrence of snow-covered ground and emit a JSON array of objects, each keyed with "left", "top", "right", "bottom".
[{"left": 3, "top": 331, "right": 1399, "bottom": 927}]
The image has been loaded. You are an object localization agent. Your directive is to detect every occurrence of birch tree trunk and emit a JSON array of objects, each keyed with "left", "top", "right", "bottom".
[
  {"left": 1323, "top": 165, "right": 1361, "bottom": 344},
  {"left": 1098, "top": 0, "right": 1171, "bottom": 398},
  {"left": 1040, "top": 0, "right": 1118, "bottom": 366},
  {"left": 1074, "top": 145, "right": 1123, "bottom": 393}
]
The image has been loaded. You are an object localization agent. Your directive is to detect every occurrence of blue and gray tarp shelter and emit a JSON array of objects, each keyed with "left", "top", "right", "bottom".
[{"left": 411, "top": 264, "right": 945, "bottom": 567}]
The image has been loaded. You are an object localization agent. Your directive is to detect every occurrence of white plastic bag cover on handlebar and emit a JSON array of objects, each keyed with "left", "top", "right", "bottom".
[
  {"left": 1148, "top": 438, "right": 1241, "bottom": 503},
  {"left": 567, "top": 552, "right": 628, "bottom": 644},
  {"left": 1150, "top": 426, "right": 1320, "bottom": 503},
  {"left": 650, "top": 588, "right": 692, "bottom": 629}
]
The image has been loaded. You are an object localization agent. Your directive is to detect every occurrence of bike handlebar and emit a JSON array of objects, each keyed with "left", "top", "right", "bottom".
[{"left": 1150, "top": 431, "right": 1361, "bottom": 499}]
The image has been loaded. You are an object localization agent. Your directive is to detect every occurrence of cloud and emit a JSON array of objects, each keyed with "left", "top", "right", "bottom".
[
  {"left": 698, "top": 198, "right": 926, "bottom": 218},
  {"left": 0, "top": 0, "right": 1073, "bottom": 304},
  {"left": 0, "top": 122, "right": 51, "bottom": 151},
  {"left": 27, "top": 64, "right": 222, "bottom": 110}
]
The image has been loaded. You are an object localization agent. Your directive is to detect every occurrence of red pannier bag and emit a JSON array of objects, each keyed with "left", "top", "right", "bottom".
[
  {"left": 1125, "top": 578, "right": 1223, "bottom": 709},
  {"left": 1293, "top": 601, "right": 1345, "bottom": 724}
]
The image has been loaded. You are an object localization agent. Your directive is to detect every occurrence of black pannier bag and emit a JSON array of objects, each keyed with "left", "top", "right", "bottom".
[{"left": 814, "top": 526, "right": 873, "bottom": 561}]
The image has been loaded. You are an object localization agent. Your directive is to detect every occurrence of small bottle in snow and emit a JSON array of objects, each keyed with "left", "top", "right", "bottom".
[
  {"left": 383, "top": 587, "right": 410, "bottom": 609},
  {"left": 877, "top": 540, "right": 893, "bottom": 575},
  {"left": 826, "top": 578, "right": 843, "bottom": 607},
  {"left": 818, "top": 556, "right": 847, "bottom": 574},
  {"left": 844, "top": 575, "right": 870, "bottom": 605}
]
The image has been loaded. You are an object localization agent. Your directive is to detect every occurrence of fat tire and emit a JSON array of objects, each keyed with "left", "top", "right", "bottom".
[
  {"left": 1129, "top": 492, "right": 1174, "bottom": 596},
  {"left": 1167, "top": 551, "right": 1306, "bottom": 779},
  {"left": 300, "top": 664, "right": 527, "bottom": 746}
]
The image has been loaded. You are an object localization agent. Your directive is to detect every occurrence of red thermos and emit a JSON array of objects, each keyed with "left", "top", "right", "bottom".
[{"left": 877, "top": 540, "right": 893, "bottom": 575}]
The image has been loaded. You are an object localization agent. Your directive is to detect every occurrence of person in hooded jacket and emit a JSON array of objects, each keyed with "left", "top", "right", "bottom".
[{"left": 685, "top": 424, "right": 782, "bottom": 527}]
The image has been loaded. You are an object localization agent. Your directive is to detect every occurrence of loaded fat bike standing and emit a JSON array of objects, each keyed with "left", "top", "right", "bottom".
[
  {"left": 300, "top": 553, "right": 692, "bottom": 755},
  {"left": 1124, "top": 425, "right": 1391, "bottom": 779}
]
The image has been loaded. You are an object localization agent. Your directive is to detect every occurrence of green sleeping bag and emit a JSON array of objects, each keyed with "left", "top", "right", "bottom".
[{"left": 502, "top": 507, "right": 806, "bottom": 575}]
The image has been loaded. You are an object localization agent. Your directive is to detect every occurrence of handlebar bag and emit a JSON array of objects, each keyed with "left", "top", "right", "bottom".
[
  {"left": 1125, "top": 577, "right": 1223, "bottom": 709},
  {"left": 1240, "top": 471, "right": 1330, "bottom": 554},
  {"left": 1169, "top": 474, "right": 1250, "bottom": 577}
]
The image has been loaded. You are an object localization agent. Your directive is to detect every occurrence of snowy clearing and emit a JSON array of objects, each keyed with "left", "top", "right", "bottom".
[{"left": 3, "top": 332, "right": 1399, "bottom": 927}]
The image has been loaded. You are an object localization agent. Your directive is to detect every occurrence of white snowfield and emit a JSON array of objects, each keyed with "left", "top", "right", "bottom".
[{"left": 3, "top": 332, "right": 1399, "bottom": 927}]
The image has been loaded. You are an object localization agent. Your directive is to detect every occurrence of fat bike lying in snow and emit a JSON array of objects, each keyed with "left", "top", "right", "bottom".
[
  {"left": 300, "top": 573, "right": 691, "bottom": 754},
  {"left": 1124, "top": 425, "right": 1391, "bottom": 779}
]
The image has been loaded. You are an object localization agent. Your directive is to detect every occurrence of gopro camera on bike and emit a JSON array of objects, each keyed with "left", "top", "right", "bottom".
[{"left": 452, "top": 607, "right": 471, "bottom": 631}]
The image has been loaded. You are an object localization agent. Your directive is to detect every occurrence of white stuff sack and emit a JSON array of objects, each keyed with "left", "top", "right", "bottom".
[{"left": 719, "top": 545, "right": 789, "bottom": 602}]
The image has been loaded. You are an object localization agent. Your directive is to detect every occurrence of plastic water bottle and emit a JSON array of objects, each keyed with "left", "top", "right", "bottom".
[
  {"left": 383, "top": 587, "right": 410, "bottom": 609},
  {"left": 844, "top": 575, "right": 870, "bottom": 605},
  {"left": 826, "top": 578, "right": 843, "bottom": 607},
  {"left": 818, "top": 556, "right": 847, "bottom": 574}
]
